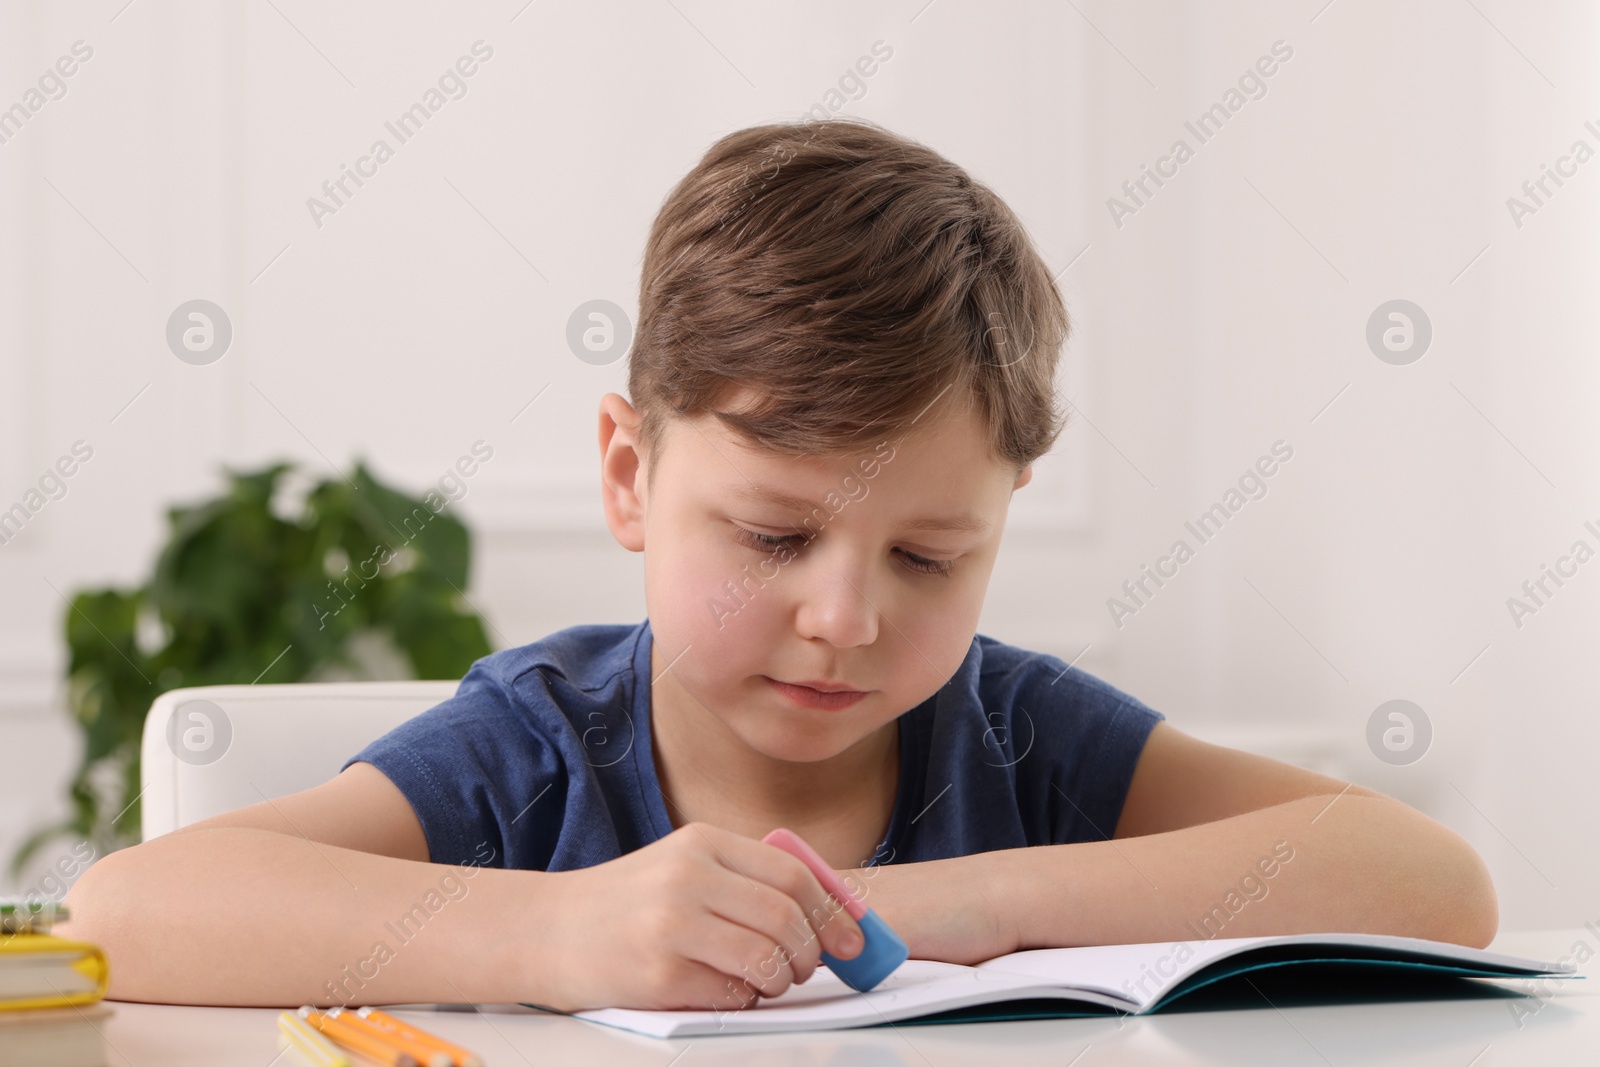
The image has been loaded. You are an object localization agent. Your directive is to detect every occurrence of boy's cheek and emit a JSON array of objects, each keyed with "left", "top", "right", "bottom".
[
  {"left": 888, "top": 610, "right": 986, "bottom": 698},
  {"left": 649, "top": 544, "right": 764, "bottom": 647}
]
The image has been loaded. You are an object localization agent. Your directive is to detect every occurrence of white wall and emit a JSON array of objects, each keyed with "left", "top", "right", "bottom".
[{"left": 1, "top": 0, "right": 1595, "bottom": 934}]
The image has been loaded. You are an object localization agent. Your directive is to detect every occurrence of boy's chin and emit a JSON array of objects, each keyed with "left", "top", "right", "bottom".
[{"left": 726, "top": 712, "right": 886, "bottom": 766}]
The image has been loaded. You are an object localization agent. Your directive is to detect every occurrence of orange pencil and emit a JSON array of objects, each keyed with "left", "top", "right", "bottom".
[
  {"left": 356, "top": 1007, "right": 484, "bottom": 1067},
  {"left": 299, "top": 1007, "right": 418, "bottom": 1067},
  {"left": 327, "top": 1008, "right": 453, "bottom": 1067}
]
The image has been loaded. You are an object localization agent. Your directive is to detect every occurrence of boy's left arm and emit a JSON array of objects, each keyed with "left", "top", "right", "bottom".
[{"left": 845, "top": 722, "right": 1499, "bottom": 964}]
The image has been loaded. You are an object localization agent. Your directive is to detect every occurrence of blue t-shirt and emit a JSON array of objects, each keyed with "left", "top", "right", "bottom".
[{"left": 344, "top": 618, "right": 1165, "bottom": 872}]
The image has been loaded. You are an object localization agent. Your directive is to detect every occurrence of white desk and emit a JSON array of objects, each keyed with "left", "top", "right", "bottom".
[{"left": 98, "top": 929, "right": 1595, "bottom": 1065}]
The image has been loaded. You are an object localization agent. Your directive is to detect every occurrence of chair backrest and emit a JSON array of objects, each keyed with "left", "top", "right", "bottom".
[{"left": 138, "top": 681, "right": 458, "bottom": 841}]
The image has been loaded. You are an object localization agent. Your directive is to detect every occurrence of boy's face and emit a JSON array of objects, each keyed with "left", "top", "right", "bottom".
[{"left": 598, "top": 387, "right": 1032, "bottom": 765}]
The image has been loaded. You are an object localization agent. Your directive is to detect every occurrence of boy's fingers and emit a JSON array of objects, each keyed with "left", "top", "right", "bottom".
[
  {"left": 676, "top": 958, "right": 760, "bottom": 1013},
  {"left": 703, "top": 877, "right": 823, "bottom": 984},
  {"left": 706, "top": 828, "right": 866, "bottom": 959},
  {"left": 678, "top": 906, "right": 803, "bottom": 997}
]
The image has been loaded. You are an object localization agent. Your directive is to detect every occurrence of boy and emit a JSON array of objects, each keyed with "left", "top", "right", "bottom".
[{"left": 61, "top": 118, "right": 1497, "bottom": 1014}]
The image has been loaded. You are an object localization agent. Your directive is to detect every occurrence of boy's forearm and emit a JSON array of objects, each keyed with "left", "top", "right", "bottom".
[
  {"left": 850, "top": 794, "right": 1498, "bottom": 964},
  {"left": 993, "top": 794, "right": 1499, "bottom": 952},
  {"left": 60, "top": 827, "right": 559, "bottom": 1007}
]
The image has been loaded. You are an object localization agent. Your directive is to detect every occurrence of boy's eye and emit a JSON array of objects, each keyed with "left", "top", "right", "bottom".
[{"left": 732, "top": 525, "right": 954, "bottom": 578}]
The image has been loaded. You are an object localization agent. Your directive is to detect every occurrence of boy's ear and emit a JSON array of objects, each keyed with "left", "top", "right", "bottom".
[
  {"left": 1014, "top": 464, "right": 1033, "bottom": 491},
  {"left": 598, "top": 392, "right": 648, "bottom": 552}
]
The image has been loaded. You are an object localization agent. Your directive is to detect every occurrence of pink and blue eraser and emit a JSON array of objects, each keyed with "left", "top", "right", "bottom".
[{"left": 761, "top": 827, "right": 909, "bottom": 992}]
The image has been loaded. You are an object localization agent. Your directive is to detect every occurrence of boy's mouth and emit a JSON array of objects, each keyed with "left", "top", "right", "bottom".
[{"left": 763, "top": 676, "right": 869, "bottom": 710}]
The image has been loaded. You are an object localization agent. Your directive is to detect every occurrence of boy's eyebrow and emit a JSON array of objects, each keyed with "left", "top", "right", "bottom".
[{"left": 730, "top": 484, "right": 992, "bottom": 533}]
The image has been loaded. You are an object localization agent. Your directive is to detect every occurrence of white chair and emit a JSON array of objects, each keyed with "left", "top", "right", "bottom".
[{"left": 138, "top": 681, "right": 458, "bottom": 841}]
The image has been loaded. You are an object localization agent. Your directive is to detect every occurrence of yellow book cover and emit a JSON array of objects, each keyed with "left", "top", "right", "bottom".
[{"left": 0, "top": 933, "right": 109, "bottom": 1012}]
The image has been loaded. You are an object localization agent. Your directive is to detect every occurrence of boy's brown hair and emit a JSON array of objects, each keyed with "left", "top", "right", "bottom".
[{"left": 629, "top": 117, "right": 1070, "bottom": 489}]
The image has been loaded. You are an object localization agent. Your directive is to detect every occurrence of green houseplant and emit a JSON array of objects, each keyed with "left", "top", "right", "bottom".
[{"left": 10, "top": 460, "right": 493, "bottom": 875}]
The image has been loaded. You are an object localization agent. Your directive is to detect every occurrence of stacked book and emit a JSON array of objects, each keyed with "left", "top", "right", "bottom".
[{"left": 1, "top": 901, "right": 110, "bottom": 1067}]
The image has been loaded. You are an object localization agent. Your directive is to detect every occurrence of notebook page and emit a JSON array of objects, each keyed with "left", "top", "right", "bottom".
[
  {"left": 573, "top": 958, "right": 1115, "bottom": 1037},
  {"left": 972, "top": 942, "right": 1187, "bottom": 1010}
]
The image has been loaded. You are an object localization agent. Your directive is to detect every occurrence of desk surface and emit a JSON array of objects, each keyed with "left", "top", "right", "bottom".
[{"left": 97, "top": 928, "right": 1594, "bottom": 1066}]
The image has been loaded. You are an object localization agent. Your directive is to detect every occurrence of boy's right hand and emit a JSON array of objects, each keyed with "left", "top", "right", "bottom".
[{"left": 529, "top": 822, "right": 866, "bottom": 1013}]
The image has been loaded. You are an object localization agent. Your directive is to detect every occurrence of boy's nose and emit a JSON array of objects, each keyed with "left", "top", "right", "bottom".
[{"left": 793, "top": 567, "right": 880, "bottom": 649}]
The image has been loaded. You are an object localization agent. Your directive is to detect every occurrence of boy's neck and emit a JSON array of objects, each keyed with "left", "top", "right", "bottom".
[{"left": 647, "top": 653, "right": 899, "bottom": 871}]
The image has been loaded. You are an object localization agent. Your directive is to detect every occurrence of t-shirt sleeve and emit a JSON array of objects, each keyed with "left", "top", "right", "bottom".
[
  {"left": 342, "top": 659, "right": 566, "bottom": 870},
  {"left": 985, "top": 645, "right": 1166, "bottom": 845}
]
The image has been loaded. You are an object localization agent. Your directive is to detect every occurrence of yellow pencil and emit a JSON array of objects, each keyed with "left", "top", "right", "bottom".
[
  {"left": 277, "top": 1010, "right": 351, "bottom": 1067},
  {"left": 300, "top": 1007, "right": 418, "bottom": 1067},
  {"left": 327, "top": 1007, "right": 452, "bottom": 1067},
  {"left": 357, "top": 1007, "right": 484, "bottom": 1067}
]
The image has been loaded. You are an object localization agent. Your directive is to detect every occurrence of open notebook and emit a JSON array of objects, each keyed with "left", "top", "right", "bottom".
[{"left": 542, "top": 932, "right": 1581, "bottom": 1038}]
